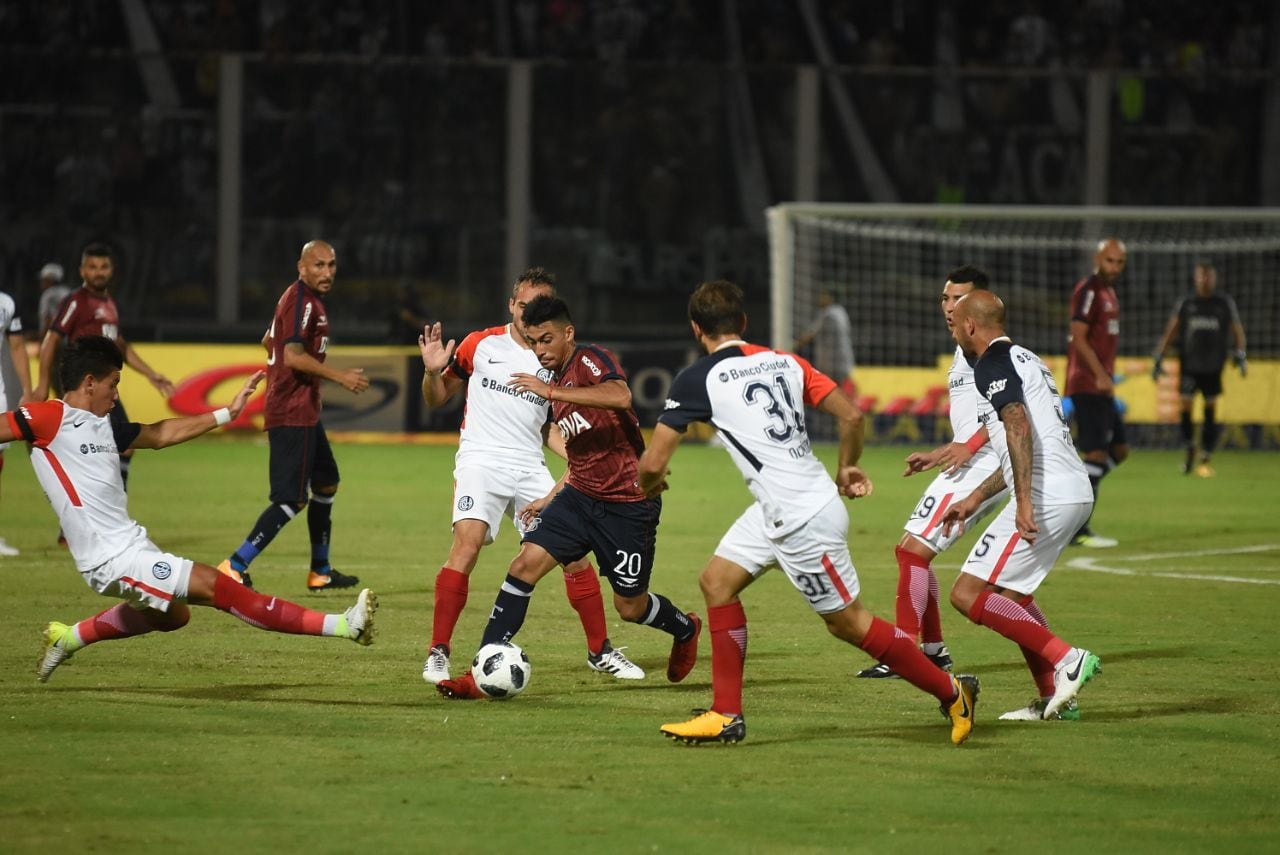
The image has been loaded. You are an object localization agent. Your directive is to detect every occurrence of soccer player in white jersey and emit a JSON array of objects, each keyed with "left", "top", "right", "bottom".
[
  {"left": 417, "top": 268, "right": 641, "bottom": 684},
  {"left": 940, "top": 290, "right": 1103, "bottom": 721},
  {"left": 0, "top": 287, "right": 33, "bottom": 556},
  {"left": 860, "top": 265, "right": 1007, "bottom": 679},
  {"left": 1, "top": 337, "right": 377, "bottom": 684},
  {"left": 639, "top": 280, "right": 979, "bottom": 746}
]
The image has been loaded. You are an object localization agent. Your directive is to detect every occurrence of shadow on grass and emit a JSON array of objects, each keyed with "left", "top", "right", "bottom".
[
  {"left": 942, "top": 645, "right": 1196, "bottom": 677},
  {"left": 51, "top": 683, "right": 428, "bottom": 708}
]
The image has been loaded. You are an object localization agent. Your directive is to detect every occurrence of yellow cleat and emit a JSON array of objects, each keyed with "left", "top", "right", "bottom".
[
  {"left": 943, "top": 674, "right": 980, "bottom": 745},
  {"left": 1195, "top": 462, "right": 1215, "bottom": 478},
  {"left": 216, "top": 559, "right": 245, "bottom": 584},
  {"left": 660, "top": 709, "right": 745, "bottom": 745}
]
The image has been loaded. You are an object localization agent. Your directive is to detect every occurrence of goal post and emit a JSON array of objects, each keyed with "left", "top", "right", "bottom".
[{"left": 767, "top": 203, "right": 1280, "bottom": 443}]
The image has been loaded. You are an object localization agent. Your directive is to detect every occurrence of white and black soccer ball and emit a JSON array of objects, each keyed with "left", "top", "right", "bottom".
[{"left": 471, "top": 641, "right": 532, "bottom": 699}]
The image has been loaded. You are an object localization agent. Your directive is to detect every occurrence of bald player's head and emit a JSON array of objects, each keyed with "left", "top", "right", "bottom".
[
  {"left": 952, "top": 289, "right": 1006, "bottom": 357},
  {"left": 297, "top": 240, "right": 337, "bottom": 295},
  {"left": 1093, "top": 237, "right": 1127, "bottom": 285}
]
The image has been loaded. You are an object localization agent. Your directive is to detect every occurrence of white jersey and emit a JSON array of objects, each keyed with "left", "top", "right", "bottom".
[
  {"left": 7, "top": 399, "right": 149, "bottom": 571},
  {"left": 445, "top": 324, "right": 554, "bottom": 471},
  {"left": 946, "top": 345, "right": 999, "bottom": 467},
  {"left": 0, "top": 291, "right": 23, "bottom": 404},
  {"left": 659, "top": 341, "right": 839, "bottom": 538},
  {"left": 973, "top": 338, "right": 1092, "bottom": 506}
]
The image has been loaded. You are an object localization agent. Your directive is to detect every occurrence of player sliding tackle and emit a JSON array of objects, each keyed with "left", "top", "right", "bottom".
[
  {"left": 638, "top": 280, "right": 979, "bottom": 746},
  {"left": 0, "top": 337, "right": 377, "bottom": 683}
]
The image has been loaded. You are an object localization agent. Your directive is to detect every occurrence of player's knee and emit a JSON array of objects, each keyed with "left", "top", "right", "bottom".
[
  {"left": 949, "top": 586, "right": 975, "bottom": 617},
  {"left": 149, "top": 604, "right": 190, "bottom": 632},
  {"left": 1109, "top": 445, "right": 1129, "bottom": 464},
  {"left": 311, "top": 484, "right": 338, "bottom": 500},
  {"left": 613, "top": 593, "right": 648, "bottom": 622}
]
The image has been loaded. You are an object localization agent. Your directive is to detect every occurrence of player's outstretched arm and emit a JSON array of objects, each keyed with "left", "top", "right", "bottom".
[
  {"left": 419, "top": 322, "right": 461, "bottom": 406},
  {"left": 131, "top": 370, "right": 265, "bottom": 450},
  {"left": 282, "top": 341, "right": 369, "bottom": 394},
  {"left": 509, "top": 374, "right": 632, "bottom": 411},
  {"left": 817, "top": 387, "right": 871, "bottom": 498},
  {"left": 940, "top": 468, "right": 1008, "bottom": 537},
  {"left": 29, "top": 329, "right": 62, "bottom": 402},
  {"left": 637, "top": 423, "right": 681, "bottom": 497},
  {"left": 122, "top": 340, "right": 176, "bottom": 397}
]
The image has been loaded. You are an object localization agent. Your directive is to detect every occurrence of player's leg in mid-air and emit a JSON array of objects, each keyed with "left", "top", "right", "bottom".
[{"left": 39, "top": 542, "right": 376, "bottom": 683}]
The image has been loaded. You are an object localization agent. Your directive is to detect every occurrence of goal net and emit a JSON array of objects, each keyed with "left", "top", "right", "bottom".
[{"left": 767, "top": 204, "right": 1280, "bottom": 443}]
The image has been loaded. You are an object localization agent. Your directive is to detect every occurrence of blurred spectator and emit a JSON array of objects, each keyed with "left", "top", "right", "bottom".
[{"left": 37, "top": 263, "right": 71, "bottom": 338}]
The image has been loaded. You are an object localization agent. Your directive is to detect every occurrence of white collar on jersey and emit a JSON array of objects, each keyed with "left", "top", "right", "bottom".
[
  {"left": 990, "top": 336, "right": 1012, "bottom": 345},
  {"left": 713, "top": 339, "right": 748, "bottom": 352}
]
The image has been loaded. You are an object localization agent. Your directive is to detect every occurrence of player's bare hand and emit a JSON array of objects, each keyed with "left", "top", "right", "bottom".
[
  {"left": 419, "top": 323, "right": 455, "bottom": 374},
  {"left": 509, "top": 372, "right": 551, "bottom": 400},
  {"left": 227, "top": 370, "right": 266, "bottom": 419},
  {"left": 903, "top": 447, "right": 942, "bottom": 477},
  {"left": 637, "top": 470, "right": 670, "bottom": 498},
  {"left": 341, "top": 368, "right": 369, "bottom": 394},
  {"left": 518, "top": 495, "right": 552, "bottom": 526},
  {"left": 937, "top": 441, "right": 976, "bottom": 475},
  {"left": 148, "top": 374, "right": 176, "bottom": 398},
  {"left": 940, "top": 502, "right": 969, "bottom": 537},
  {"left": 837, "top": 465, "right": 873, "bottom": 499},
  {"left": 1015, "top": 501, "right": 1039, "bottom": 544},
  {"left": 1094, "top": 373, "right": 1114, "bottom": 395}
]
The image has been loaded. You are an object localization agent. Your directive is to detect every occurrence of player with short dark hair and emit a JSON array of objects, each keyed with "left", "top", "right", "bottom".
[
  {"left": 640, "top": 279, "right": 979, "bottom": 746},
  {"left": 435, "top": 295, "right": 701, "bottom": 700},
  {"left": 1065, "top": 238, "right": 1128, "bottom": 548},
  {"left": 4, "top": 337, "right": 377, "bottom": 684},
  {"left": 942, "top": 290, "right": 1102, "bottom": 721},
  {"left": 217, "top": 240, "right": 370, "bottom": 592},
  {"left": 1151, "top": 261, "right": 1248, "bottom": 477},
  {"left": 417, "top": 267, "right": 641, "bottom": 685}
]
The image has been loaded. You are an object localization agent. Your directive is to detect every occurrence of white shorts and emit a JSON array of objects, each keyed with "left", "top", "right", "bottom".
[
  {"left": 83, "top": 538, "right": 194, "bottom": 612},
  {"left": 452, "top": 463, "right": 557, "bottom": 545},
  {"left": 958, "top": 501, "right": 1092, "bottom": 595},
  {"left": 903, "top": 457, "right": 1007, "bottom": 553},
  {"left": 714, "top": 495, "right": 861, "bottom": 615}
]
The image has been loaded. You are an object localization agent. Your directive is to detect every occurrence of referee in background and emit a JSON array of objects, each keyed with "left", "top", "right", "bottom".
[{"left": 1152, "top": 261, "right": 1248, "bottom": 477}]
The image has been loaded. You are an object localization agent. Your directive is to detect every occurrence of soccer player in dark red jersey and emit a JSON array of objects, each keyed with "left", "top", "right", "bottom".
[
  {"left": 217, "top": 240, "right": 370, "bottom": 592},
  {"left": 1064, "top": 238, "right": 1128, "bottom": 548},
  {"left": 436, "top": 295, "right": 701, "bottom": 700}
]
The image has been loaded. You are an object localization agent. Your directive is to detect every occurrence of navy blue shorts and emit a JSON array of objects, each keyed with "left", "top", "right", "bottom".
[
  {"left": 268, "top": 423, "right": 339, "bottom": 505},
  {"left": 1070, "top": 393, "right": 1127, "bottom": 453},
  {"left": 522, "top": 483, "right": 660, "bottom": 596}
]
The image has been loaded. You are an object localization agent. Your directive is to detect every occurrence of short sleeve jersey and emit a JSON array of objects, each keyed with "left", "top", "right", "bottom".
[
  {"left": 445, "top": 324, "right": 553, "bottom": 470},
  {"left": 1065, "top": 274, "right": 1120, "bottom": 396},
  {"left": 264, "top": 280, "right": 329, "bottom": 429},
  {"left": 7, "top": 400, "right": 145, "bottom": 571},
  {"left": 550, "top": 344, "right": 646, "bottom": 502},
  {"left": 0, "top": 292, "right": 22, "bottom": 402},
  {"left": 946, "top": 345, "right": 999, "bottom": 466},
  {"left": 659, "top": 342, "right": 839, "bottom": 538},
  {"left": 50, "top": 286, "right": 122, "bottom": 345},
  {"left": 1175, "top": 293, "right": 1240, "bottom": 375},
  {"left": 38, "top": 285, "right": 72, "bottom": 333},
  {"left": 974, "top": 338, "right": 1092, "bottom": 506}
]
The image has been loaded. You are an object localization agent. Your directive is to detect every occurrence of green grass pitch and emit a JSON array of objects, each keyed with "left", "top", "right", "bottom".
[{"left": 1, "top": 437, "right": 1277, "bottom": 853}]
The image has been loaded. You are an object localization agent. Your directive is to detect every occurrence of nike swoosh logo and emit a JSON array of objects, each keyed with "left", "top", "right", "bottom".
[
  {"left": 1064, "top": 654, "right": 1083, "bottom": 681},
  {"left": 72, "top": 420, "right": 86, "bottom": 428},
  {"left": 487, "top": 358, "right": 503, "bottom": 364},
  {"left": 267, "top": 599, "right": 277, "bottom": 612}
]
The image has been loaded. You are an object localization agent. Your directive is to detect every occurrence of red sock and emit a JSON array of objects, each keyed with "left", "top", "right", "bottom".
[
  {"left": 74, "top": 602, "right": 162, "bottom": 645},
  {"left": 894, "top": 546, "right": 937, "bottom": 640},
  {"left": 859, "top": 616, "right": 954, "bottom": 702},
  {"left": 562, "top": 566, "right": 609, "bottom": 655},
  {"left": 432, "top": 567, "right": 469, "bottom": 650},
  {"left": 967, "top": 591, "right": 1070, "bottom": 664},
  {"left": 213, "top": 572, "right": 326, "bottom": 635},
  {"left": 921, "top": 569, "right": 943, "bottom": 644},
  {"left": 1016, "top": 595, "right": 1056, "bottom": 696},
  {"left": 708, "top": 602, "right": 748, "bottom": 716}
]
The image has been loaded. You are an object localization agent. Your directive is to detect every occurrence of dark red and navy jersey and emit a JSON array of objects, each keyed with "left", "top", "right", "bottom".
[
  {"left": 264, "top": 280, "right": 330, "bottom": 429},
  {"left": 551, "top": 344, "right": 645, "bottom": 502},
  {"left": 1065, "top": 274, "right": 1120, "bottom": 396},
  {"left": 50, "top": 286, "right": 123, "bottom": 347}
]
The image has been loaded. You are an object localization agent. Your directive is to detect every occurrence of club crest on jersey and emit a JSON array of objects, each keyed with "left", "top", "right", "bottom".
[
  {"left": 536, "top": 368, "right": 555, "bottom": 384},
  {"left": 718, "top": 372, "right": 730, "bottom": 382},
  {"left": 152, "top": 561, "right": 172, "bottom": 580},
  {"left": 457, "top": 496, "right": 474, "bottom": 512},
  {"left": 985, "top": 379, "right": 1007, "bottom": 399}
]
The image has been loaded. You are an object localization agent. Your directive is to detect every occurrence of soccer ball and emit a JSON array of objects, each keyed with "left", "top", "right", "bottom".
[{"left": 471, "top": 641, "right": 532, "bottom": 699}]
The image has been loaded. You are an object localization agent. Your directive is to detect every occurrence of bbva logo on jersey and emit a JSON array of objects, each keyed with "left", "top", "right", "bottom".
[{"left": 985, "top": 378, "right": 1007, "bottom": 399}]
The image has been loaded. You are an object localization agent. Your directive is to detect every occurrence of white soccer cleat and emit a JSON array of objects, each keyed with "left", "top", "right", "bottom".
[
  {"left": 422, "top": 644, "right": 451, "bottom": 684},
  {"left": 588, "top": 643, "right": 646, "bottom": 680},
  {"left": 0, "top": 537, "right": 19, "bottom": 557},
  {"left": 344, "top": 588, "right": 378, "bottom": 646},
  {"left": 999, "top": 697, "right": 1080, "bottom": 721},
  {"left": 37, "top": 622, "right": 75, "bottom": 682},
  {"left": 1044, "top": 649, "right": 1101, "bottom": 719}
]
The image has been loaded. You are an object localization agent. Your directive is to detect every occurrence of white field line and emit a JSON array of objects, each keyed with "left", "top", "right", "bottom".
[{"left": 1066, "top": 544, "right": 1280, "bottom": 586}]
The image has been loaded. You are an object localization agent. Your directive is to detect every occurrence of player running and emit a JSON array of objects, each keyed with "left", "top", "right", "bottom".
[
  {"left": 640, "top": 280, "right": 979, "bottom": 746},
  {"left": 417, "top": 268, "right": 641, "bottom": 685},
  {"left": 942, "top": 290, "right": 1102, "bottom": 721},
  {"left": 859, "top": 265, "right": 1006, "bottom": 679},
  {"left": 4, "top": 337, "right": 376, "bottom": 684},
  {"left": 436, "top": 295, "right": 701, "bottom": 700}
]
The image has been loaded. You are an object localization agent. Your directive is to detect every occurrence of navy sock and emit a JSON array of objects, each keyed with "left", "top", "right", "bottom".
[
  {"left": 1201, "top": 404, "right": 1218, "bottom": 457},
  {"left": 308, "top": 495, "right": 334, "bottom": 572},
  {"left": 481, "top": 575, "right": 536, "bottom": 646},
  {"left": 232, "top": 503, "right": 296, "bottom": 570},
  {"left": 1179, "top": 409, "right": 1195, "bottom": 446},
  {"left": 640, "top": 593, "right": 695, "bottom": 641}
]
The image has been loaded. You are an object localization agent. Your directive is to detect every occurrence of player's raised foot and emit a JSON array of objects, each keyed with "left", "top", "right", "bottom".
[
  {"left": 216, "top": 559, "right": 253, "bottom": 589},
  {"left": 942, "top": 674, "right": 980, "bottom": 745},
  {"left": 587, "top": 640, "right": 645, "bottom": 680},
  {"left": 1196, "top": 461, "right": 1215, "bottom": 478},
  {"left": 343, "top": 588, "right": 378, "bottom": 646},
  {"left": 308, "top": 568, "right": 360, "bottom": 592},
  {"left": 856, "top": 661, "right": 901, "bottom": 679},
  {"left": 999, "top": 697, "right": 1080, "bottom": 721},
  {"left": 1045, "top": 649, "right": 1101, "bottom": 719},
  {"left": 666, "top": 612, "right": 701, "bottom": 683},
  {"left": 422, "top": 643, "right": 451, "bottom": 684},
  {"left": 437, "top": 672, "right": 486, "bottom": 700},
  {"left": 1070, "top": 528, "right": 1118, "bottom": 549},
  {"left": 660, "top": 709, "right": 746, "bottom": 745},
  {"left": 37, "top": 622, "right": 76, "bottom": 683},
  {"left": 0, "top": 537, "right": 19, "bottom": 557}
]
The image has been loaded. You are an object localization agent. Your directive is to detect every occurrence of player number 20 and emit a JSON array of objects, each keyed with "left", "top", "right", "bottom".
[{"left": 612, "top": 550, "right": 642, "bottom": 577}]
